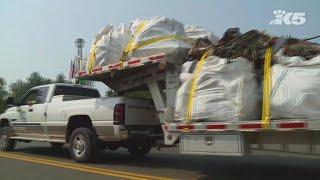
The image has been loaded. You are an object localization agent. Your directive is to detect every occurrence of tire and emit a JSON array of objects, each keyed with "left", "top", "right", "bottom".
[
  {"left": 127, "top": 137, "right": 151, "bottom": 158},
  {"left": 69, "top": 128, "right": 97, "bottom": 163},
  {"left": 50, "top": 142, "right": 64, "bottom": 150},
  {"left": 0, "top": 127, "right": 16, "bottom": 151}
]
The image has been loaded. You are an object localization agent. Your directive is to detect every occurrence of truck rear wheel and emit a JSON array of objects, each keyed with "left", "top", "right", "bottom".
[
  {"left": 0, "top": 127, "right": 16, "bottom": 151},
  {"left": 70, "top": 128, "right": 96, "bottom": 163},
  {"left": 127, "top": 138, "right": 151, "bottom": 158}
]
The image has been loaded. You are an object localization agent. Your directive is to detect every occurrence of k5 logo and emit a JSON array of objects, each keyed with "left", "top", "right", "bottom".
[{"left": 270, "top": 10, "right": 306, "bottom": 25}]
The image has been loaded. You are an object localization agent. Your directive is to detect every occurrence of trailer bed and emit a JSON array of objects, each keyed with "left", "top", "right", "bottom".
[
  {"left": 163, "top": 119, "right": 320, "bottom": 156},
  {"left": 164, "top": 119, "right": 320, "bottom": 132},
  {"left": 76, "top": 53, "right": 168, "bottom": 91}
]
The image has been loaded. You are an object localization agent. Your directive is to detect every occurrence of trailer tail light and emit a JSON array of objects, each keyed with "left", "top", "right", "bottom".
[{"left": 114, "top": 103, "right": 125, "bottom": 125}]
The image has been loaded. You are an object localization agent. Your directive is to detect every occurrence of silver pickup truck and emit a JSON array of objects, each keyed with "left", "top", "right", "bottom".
[{"left": 0, "top": 83, "right": 162, "bottom": 162}]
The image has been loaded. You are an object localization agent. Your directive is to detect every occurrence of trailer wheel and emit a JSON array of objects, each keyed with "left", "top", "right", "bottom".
[
  {"left": 70, "top": 128, "right": 96, "bottom": 163},
  {"left": 0, "top": 127, "right": 16, "bottom": 151},
  {"left": 127, "top": 138, "right": 151, "bottom": 158}
]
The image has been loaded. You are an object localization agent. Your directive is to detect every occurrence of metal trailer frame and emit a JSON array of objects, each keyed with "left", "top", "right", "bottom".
[
  {"left": 76, "top": 54, "right": 320, "bottom": 157},
  {"left": 163, "top": 120, "right": 320, "bottom": 156}
]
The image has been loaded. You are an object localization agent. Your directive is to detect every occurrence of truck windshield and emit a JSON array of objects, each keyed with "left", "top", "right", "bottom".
[{"left": 54, "top": 86, "right": 100, "bottom": 98}]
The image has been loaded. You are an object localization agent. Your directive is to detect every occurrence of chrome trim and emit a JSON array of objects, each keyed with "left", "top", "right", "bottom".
[{"left": 10, "top": 136, "right": 65, "bottom": 143}]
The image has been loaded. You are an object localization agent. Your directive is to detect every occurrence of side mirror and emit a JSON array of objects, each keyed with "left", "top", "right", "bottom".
[
  {"left": 27, "top": 100, "right": 36, "bottom": 106},
  {"left": 5, "top": 97, "right": 15, "bottom": 107}
]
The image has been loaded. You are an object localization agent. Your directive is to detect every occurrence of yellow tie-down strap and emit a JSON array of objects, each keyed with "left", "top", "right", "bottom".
[
  {"left": 87, "top": 44, "right": 97, "bottom": 74},
  {"left": 87, "top": 21, "right": 148, "bottom": 74},
  {"left": 121, "top": 20, "right": 147, "bottom": 62},
  {"left": 185, "top": 51, "right": 209, "bottom": 123},
  {"left": 262, "top": 46, "right": 273, "bottom": 128},
  {"left": 122, "top": 21, "right": 192, "bottom": 62}
]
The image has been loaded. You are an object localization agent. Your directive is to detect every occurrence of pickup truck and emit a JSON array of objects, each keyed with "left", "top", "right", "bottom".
[{"left": 0, "top": 83, "right": 161, "bottom": 162}]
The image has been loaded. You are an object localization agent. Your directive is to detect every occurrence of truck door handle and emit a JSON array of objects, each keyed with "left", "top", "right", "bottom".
[{"left": 28, "top": 109, "right": 33, "bottom": 112}]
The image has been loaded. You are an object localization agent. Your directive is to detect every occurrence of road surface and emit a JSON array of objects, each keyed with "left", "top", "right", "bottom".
[{"left": 0, "top": 142, "right": 320, "bottom": 180}]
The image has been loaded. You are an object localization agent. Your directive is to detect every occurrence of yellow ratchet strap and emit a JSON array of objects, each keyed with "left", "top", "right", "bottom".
[
  {"left": 87, "top": 44, "right": 97, "bottom": 74},
  {"left": 262, "top": 47, "right": 272, "bottom": 128},
  {"left": 122, "top": 20, "right": 192, "bottom": 63},
  {"left": 131, "top": 34, "right": 190, "bottom": 52},
  {"left": 185, "top": 51, "right": 209, "bottom": 122},
  {"left": 121, "top": 20, "right": 147, "bottom": 63}
]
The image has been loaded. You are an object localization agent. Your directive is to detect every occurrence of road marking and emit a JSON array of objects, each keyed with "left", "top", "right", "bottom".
[{"left": 0, "top": 152, "right": 174, "bottom": 180}]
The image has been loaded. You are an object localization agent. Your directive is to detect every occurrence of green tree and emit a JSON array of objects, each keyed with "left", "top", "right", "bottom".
[
  {"left": 0, "top": 78, "right": 8, "bottom": 113},
  {"left": 9, "top": 72, "right": 53, "bottom": 101},
  {"left": 55, "top": 74, "right": 71, "bottom": 83},
  {"left": 8, "top": 72, "right": 82, "bottom": 102},
  {"left": 8, "top": 79, "right": 27, "bottom": 103},
  {"left": 105, "top": 89, "right": 118, "bottom": 97},
  {"left": 27, "top": 72, "right": 52, "bottom": 87},
  {"left": 9, "top": 72, "right": 71, "bottom": 102}
]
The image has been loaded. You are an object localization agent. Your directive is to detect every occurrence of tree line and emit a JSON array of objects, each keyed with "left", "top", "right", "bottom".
[{"left": 0, "top": 72, "right": 70, "bottom": 113}]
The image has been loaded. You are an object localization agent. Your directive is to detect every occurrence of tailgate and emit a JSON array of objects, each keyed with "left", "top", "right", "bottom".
[{"left": 125, "top": 98, "right": 159, "bottom": 126}]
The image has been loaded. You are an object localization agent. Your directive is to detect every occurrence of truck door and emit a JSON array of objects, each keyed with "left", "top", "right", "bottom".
[{"left": 13, "top": 87, "right": 49, "bottom": 139}]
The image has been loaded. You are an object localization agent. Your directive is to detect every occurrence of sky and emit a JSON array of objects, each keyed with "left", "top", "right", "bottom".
[{"left": 0, "top": 0, "right": 319, "bottom": 94}]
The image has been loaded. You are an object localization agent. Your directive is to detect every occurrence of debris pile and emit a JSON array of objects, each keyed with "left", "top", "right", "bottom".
[
  {"left": 214, "top": 29, "right": 272, "bottom": 66},
  {"left": 188, "top": 28, "right": 320, "bottom": 63},
  {"left": 283, "top": 37, "right": 320, "bottom": 59}
]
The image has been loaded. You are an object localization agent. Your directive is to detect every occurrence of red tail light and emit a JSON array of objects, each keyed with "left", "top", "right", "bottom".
[{"left": 114, "top": 103, "right": 125, "bottom": 125}]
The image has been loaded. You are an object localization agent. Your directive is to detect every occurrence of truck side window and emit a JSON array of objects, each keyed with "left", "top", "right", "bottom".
[
  {"left": 54, "top": 86, "right": 100, "bottom": 98},
  {"left": 19, "top": 87, "right": 49, "bottom": 105}
]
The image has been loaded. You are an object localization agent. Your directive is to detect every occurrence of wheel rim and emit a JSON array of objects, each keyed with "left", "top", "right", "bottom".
[
  {"left": 0, "top": 132, "right": 8, "bottom": 148},
  {"left": 72, "top": 134, "right": 86, "bottom": 158}
]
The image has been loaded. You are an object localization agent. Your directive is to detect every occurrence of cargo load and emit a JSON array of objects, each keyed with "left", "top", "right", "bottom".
[
  {"left": 85, "top": 17, "right": 219, "bottom": 74},
  {"left": 174, "top": 29, "right": 269, "bottom": 122},
  {"left": 127, "top": 17, "right": 191, "bottom": 64},
  {"left": 175, "top": 28, "right": 320, "bottom": 123},
  {"left": 81, "top": 22, "right": 320, "bottom": 122},
  {"left": 174, "top": 55, "right": 259, "bottom": 122},
  {"left": 271, "top": 51, "right": 320, "bottom": 120},
  {"left": 184, "top": 25, "right": 219, "bottom": 44},
  {"left": 86, "top": 24, "right": 130, "bottom": 71}
]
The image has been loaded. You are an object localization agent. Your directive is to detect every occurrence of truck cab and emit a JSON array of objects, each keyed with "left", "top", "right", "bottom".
[{"left": 0, "top": 83, "right": 161, "bottom": 162}]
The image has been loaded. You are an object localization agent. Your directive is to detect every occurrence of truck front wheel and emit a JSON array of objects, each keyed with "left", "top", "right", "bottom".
[
  {"left": 127, "top": 138, "right": 151, "bottom": 158},
  {"left": 0, "top": 127, "right": 16, "bottom": 151},
  {"left": 70, "top": 128, "right": 96, "bottom": 163}
]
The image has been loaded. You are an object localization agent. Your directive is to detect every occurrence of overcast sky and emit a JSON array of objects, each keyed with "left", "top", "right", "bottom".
[{"left": 0, "top": 0, "right": 319, "bottom": 93}]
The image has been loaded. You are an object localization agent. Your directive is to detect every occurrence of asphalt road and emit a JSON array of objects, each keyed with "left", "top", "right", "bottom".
[{"left": 0, "top": 142, "right": 320, "bottom": 180}]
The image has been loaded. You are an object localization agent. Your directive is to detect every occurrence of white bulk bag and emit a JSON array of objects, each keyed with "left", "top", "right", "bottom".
[
  {"left": 184, "top": 24, "right": 219, "bottom": 44},
  {"left": 175, "top": 56, "right": 259, "bottom": 122},
  {"left": 128, "top": 17, "right": 192, "bottom": 65},
  {"left": 271, "top": 53, "right": 320, "bottom": 119},
  {"left": 86, "top": 24, "right": 130, "bottom": 71}
]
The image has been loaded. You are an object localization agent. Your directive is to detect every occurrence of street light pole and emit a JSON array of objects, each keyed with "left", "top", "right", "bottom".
[{"left": 74, "top": 38, "right": 85, "bottom": 71}]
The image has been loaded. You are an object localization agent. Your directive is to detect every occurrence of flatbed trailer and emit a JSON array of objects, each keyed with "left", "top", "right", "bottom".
[
  {"left": 76, "top": 53, "right": 320, "bottom": 157},
  {"left": 164, "top": 120, "right": 320, "bottom": 156}
]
